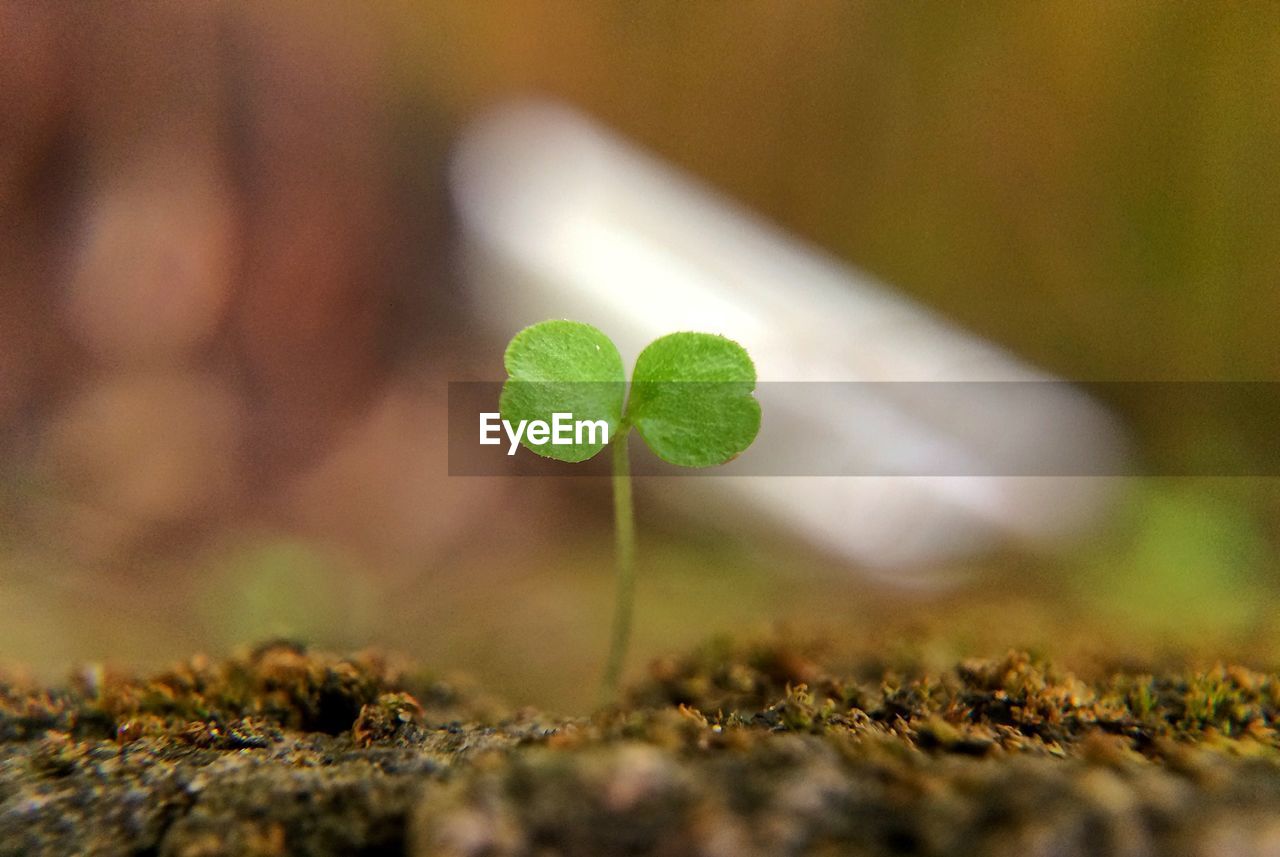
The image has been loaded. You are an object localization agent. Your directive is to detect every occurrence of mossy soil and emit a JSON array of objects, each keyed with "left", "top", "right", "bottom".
[{"left": 3, "top": 639, "right": 1280, "bottom": 856}]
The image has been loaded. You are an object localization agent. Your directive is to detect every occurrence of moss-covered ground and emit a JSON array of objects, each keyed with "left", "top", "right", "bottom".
[{"left": 3, "top": 638, "right": 1280, "bottom": 855}]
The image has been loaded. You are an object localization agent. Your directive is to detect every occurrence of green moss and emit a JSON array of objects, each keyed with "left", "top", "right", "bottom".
[{"left": 3, "top": 638, "right": 1280, "bottom": 856}]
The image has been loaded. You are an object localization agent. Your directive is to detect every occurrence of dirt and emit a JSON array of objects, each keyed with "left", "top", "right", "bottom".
[{"left": 3, "top": 638, "right": 1280, "bottom": 856}]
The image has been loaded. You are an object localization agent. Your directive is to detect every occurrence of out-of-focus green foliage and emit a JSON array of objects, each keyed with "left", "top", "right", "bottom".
[{"left": 1082, "top": 483, "right": 1270, "bottom": 635}]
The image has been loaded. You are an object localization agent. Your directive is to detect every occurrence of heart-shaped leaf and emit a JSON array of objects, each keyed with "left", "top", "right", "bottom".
[
  {"left": 500, "top": 320, "right": 626, "bottom": 462},
  {"left": 627, "top": 332, "right": 760, "bottom": 467}
]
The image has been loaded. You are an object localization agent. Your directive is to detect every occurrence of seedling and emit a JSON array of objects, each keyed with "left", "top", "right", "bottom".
[{"left": 499, "top": 320, "right": 761, "bottom": 696}]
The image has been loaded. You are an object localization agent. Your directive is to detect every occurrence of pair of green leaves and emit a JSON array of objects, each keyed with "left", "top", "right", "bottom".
[{"left": 499, "top": 320, "right": 760, "bottom": 467}]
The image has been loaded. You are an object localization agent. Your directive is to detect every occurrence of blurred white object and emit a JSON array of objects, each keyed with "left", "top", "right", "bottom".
[{"left": 449, "top": 99, "right": 1124, "bottom": 576}]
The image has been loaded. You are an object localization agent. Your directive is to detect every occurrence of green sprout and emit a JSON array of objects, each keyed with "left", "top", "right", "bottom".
[{"left": 499, "top": 320, "right": 761, "bottom": 697}]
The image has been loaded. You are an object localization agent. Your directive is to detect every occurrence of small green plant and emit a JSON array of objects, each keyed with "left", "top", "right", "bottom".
[{"left": 500, "top": 320, "right": 761, "bottom": 697}]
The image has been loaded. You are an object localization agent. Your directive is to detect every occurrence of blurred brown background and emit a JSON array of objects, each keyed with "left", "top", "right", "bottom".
[{"left": 1, "top": 2, "right": 1278, "bottom": 709}]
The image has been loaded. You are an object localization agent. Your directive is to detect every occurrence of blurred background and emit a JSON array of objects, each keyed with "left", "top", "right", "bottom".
[{"left": 1, "top": 2, "right": 1277, "bottom": 710}]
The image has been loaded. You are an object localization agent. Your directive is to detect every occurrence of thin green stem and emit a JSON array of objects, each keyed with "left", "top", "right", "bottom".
[{"left": 601, "top": 427, "right": 636, "bottom": 700}]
